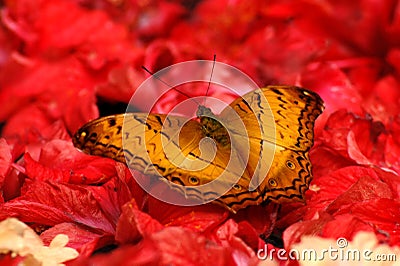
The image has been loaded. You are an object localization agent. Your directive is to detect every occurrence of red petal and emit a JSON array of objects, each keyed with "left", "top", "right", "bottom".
[
  {"left": 24, "top": 153, "right": 70, "bottom": 182},
  {"left": 163, "top": 206, "right": 228, "bottom": 233},
  {"left": 301, "top": 63, "right": 363, "bottom": 117},
  {"left": 309, "top": 145, "right": 354, "bottom": 178},
  {"left": 0, "top": 139, "right": 12, "bottom": 187},
  {"left": 96, "top": 66, "right": 145, "bottom": 104},
  {"left": 0, "top": 57, "right": 99, "bottom": 134},
  {"left": 283, "top": 212, "right": 333, "bottom": 248},
  {"left": 86, "top": 174, "right": 132, "bottom": 225},
  {"left": 326, "top": 174, "right": 393, "bottom": 214},
  {"left": 40, "top": 222, "right": 113, "bottom": 258},
  {"left": 321, "top": 213, "right": 374, "bottom": 240},
  {"left": 385, "top": 135, "right": 400, "bottom": 174},
  {"left": 233, "top": 203, "right": 279, "bottom": 237},
  {"left": 144, "top": 177, "right": 228, "bottom": 229},
  {"left": 387, "top": 49, "right": 400, "bottom": 78},
  {"left": 1, "top": 168, "right": 22, "bottom": 202},
  {"left": 0, "top": 179, "right": 116, "bottom": 234},
  {"left": 374, "top": 167, "right": 400, "bottom": 198},
  {"left": 349, "top": 198, "right": 400, "bottom": 245},
  {"left": 310, "top": 166, "right": 380, "bottom": 208},
  {"left": 317, "top": 1, "right": 394, "bottom": 54},
  {"left": 2, "top": 105, "right": 57, "bottom": 142},
  {"left": 276, "top": 202, "right": 314, "bottom": 232},
  {"left": 83, "top": 239, "right": 160, "bottom": 266},
  {"left": 152, "top": 227, "right": 238, "bottom": 266},
  {"left": 24, "top": 140, "right": 118, "bottom": 184},
  {"left": 115, "top": 199, "right": 163, "bottom": 244},
  {"left": 236, "top": 221, "right": 262, "bottom": 251},
  {"left": 133, "top": 1, "right": 186, "bottom": 38},
  {"left": 364, "top": 76, "right": 400, "bottom": 124},
  {"left": 320, "top": 110, "right": 390, "bottom": 170},
  {"left": 321, "top": 110, "right": 360, "bottom": 157},
  {"left": 0, "top": 254, "right": 24, "bottom": 266},
  {"left": 144, "top": 39, "right": 178, "bottom": 73}
]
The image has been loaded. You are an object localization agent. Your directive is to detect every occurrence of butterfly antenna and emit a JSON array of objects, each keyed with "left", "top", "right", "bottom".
[
  {"left": 141, "top": 66, "right": 200, "bottom": 105},
  {"left": 203, "top": 54, "right": 216, "bottom": 106}
]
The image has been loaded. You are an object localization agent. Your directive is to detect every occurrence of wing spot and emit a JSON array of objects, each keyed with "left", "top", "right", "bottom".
[
  {"left": 189, "top": 176, "right": 200, "bottom": 185},
  {"left": 108, "top": 118, "right": 116, "bottom": 127},
  {"left": 268, "top": 178, "right": 278, "bottom": 187},
  {"left": 233, "top": 184, "right": 242, "bottom": 190},
  {"left": 116, "top": 126, "right": 122, "bottom": 135},
  {"left": 286, "top": 160, "right": 295, "bottom": 169}
]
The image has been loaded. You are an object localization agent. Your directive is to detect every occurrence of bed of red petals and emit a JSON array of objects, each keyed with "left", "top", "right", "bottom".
[{"left": 1, "top": 0, "right": 400, "bottom": 265}]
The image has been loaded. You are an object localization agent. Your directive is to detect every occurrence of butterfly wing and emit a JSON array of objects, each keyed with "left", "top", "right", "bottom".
[
  {"left": 73, "top": 113, "right": 247, "bottom": 204},
  {"left": 217, "top": 86, "right": 324, "bottom": 211},
  {"left": 73, "top": 114, "right": 126, "bottom": 163}
]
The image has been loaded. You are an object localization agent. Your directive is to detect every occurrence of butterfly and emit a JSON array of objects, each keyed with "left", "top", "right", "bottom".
[{"left": 73, "top": 86, "right": 324, "bottom": 213}]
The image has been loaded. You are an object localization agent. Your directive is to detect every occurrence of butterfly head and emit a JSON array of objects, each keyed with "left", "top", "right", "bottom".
[{"left": 196, "top": 105, "right": 215, "bottom": 118}]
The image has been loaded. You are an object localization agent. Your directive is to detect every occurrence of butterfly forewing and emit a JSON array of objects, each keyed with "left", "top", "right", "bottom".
[{"left": 73, "top": 115, "right": 126, "bottom": 163}]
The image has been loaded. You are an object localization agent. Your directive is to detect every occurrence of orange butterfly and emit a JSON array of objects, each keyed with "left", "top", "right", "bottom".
[{"left": 73, "top": 86, "right": 324, "bottom": 213}]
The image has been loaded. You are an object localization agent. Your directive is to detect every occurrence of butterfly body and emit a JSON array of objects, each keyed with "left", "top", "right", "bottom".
[
  {"left": 197, "top": 106, "right": 231, "bottom": 147},
  {"left": 73, "top": 86, "right": 324, "bottom": 212}
]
